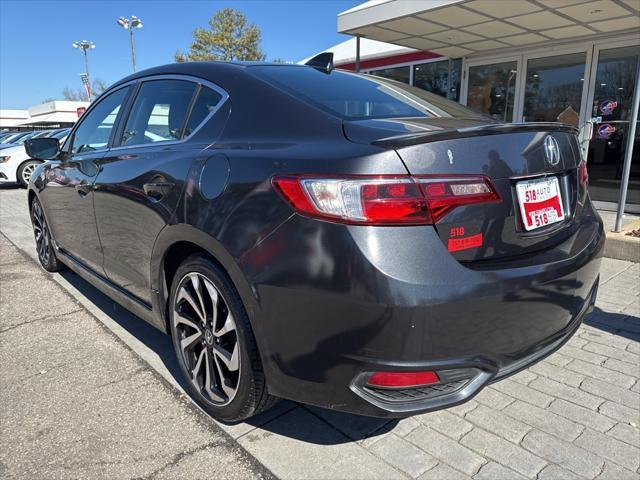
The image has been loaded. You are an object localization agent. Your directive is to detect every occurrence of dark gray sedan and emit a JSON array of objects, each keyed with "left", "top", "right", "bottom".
[{"left": 25, "top": 59, "right": 603, "bottom": 421}]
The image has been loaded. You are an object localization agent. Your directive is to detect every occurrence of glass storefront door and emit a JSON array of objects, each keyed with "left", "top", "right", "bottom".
[
  {"left": 466, "top": 61, "right": 518, "bottom": 122},
  {"left": 463, "top": 42, "right": 639, "bottom": 209},
  {"left": 586, "top": 46, "right": 639, "bottom": 206},
  {"left": 522, "top": 52, "right": 587, "bottom": 126}
]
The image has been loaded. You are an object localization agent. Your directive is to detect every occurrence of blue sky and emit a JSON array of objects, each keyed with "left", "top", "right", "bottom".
[{"left": 0, "top": 0, "right": 360, "bottom": 109}]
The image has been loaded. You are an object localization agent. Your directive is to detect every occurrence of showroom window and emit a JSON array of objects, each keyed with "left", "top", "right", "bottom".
[
  {"left": 523, "top": 53, "right": 586, "bottom": 125},
  {"left": 368, "top": 65, "right": 410, "bottom": 84},
  {"left": 467, "top": 61, "right": 518, "bottom": 122},
  {"left": 413, "top": 59, "right": 461, "bottom": 102}
]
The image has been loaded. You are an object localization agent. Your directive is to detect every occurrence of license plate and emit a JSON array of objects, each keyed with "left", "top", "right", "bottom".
[{"left": 516, "top": 177, "right": 565, "bottom": 231}]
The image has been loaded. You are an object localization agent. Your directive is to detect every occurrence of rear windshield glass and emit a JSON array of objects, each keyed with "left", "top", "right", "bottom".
[{"left": 251, "top": 65, "right": 484, "bottom": 121}]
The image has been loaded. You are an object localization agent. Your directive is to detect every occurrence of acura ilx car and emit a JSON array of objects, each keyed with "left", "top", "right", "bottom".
[{"left": 25, "top": 57, "right": 603, "bottom": 421}]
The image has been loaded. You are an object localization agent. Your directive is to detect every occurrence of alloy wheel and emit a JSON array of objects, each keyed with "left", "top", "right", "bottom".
[
  {"left": 22, "top": 163, "right": 37, "bottom": 185},
  {"left": 174, "top": 272, "right": 240, "bottom": 406},
  {"left": 31, "top": 200, "right": 50, "bottom": 265}
]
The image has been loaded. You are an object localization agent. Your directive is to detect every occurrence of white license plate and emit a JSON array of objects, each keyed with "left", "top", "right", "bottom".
[{"left": 516, "top": 177, "right": 565, "bottom": 231}]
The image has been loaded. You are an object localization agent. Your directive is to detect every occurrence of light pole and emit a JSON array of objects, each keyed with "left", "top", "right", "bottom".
[
  {"left": 72, "top": 40, "right": 95, "bottom": 100},
  {"left": 117, "top": 16, "right": 143, "bottom": 72}
]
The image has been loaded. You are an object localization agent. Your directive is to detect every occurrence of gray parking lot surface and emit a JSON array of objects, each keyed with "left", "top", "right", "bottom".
[
  {"left": 0, "top": 233, "right": 273, "bottom": 479},
  {"left": 1, "top": 185, "right": 639, "bottom": 480}
]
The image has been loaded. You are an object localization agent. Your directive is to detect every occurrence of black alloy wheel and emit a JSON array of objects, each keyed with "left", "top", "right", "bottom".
[{"left": 169, "top": 255, "right": 277, "bottom": 421}]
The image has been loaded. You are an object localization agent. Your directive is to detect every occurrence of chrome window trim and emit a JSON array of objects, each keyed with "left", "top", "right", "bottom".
[{"left": 108, "top": 74, "right": 229, "bottom": 152}]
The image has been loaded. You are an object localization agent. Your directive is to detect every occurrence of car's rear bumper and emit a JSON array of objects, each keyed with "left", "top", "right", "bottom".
[
  {"left": 239, "top": 200, "right": 604, "bottom": 417},
  {"left": 348, "top": 280, "right": 596, "bottom": 416}
]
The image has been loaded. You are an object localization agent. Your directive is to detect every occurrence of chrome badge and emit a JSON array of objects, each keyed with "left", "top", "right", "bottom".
[{"left": 544, "top": 135, "right": 560, "bottom": 167}]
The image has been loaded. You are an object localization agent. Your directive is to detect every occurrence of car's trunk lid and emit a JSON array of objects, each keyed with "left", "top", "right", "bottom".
[{"left": 344, "top": 119, "right": 584, "bottom": 262}]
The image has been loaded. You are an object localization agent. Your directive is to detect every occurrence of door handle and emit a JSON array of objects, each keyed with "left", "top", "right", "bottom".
[
  {"left": 75, "top": 183, "right": 92, "bottom": 197},
  {"left": 143, "top": 181, "right": 174, "bottom": 200}
]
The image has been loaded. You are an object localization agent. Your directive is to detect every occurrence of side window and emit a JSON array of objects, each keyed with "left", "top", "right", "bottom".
[
  {"left": 71, "top": 87, "right": 128, "bottom": 154},
  {"left": 183, "top": 86, "right": 223, "bottom": 137},
  {"left": 121, "top": 80, "right": 197, "bottom": 146}
]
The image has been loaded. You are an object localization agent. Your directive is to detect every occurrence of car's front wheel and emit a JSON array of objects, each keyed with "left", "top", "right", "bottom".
[
  {"left": 169, "top": 255, "right": 277, "bottom": 421},
  {"left": 30, "top": 197, "right": 65, "bottom": 272},
  {"left": 18, "top": 160, "right": 41, "bottom": 188}
]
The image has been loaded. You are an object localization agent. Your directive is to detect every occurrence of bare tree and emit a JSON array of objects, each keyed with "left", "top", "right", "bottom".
[{"left": 62, "top": 79, "right": 110, "bottom": 101}]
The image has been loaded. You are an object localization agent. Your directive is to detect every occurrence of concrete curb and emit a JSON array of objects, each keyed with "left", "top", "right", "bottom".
[{"left": 604, "top": 221, "right": 640, "bottom": 263}]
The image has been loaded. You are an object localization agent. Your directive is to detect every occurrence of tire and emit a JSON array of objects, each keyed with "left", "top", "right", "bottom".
[
  {"left": 17, "top": 160, "right": 41, "bottom": 188},
  {"left": 169, "top": 254, "right": 278, "bottom": 421},
  {"left": 30, "top": 197, "right": 65, "bottom": 272}
]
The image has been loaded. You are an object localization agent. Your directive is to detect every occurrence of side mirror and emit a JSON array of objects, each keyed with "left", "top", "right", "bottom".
[{"left": 25, "top": 137, "right": 60, "bottom": 160}]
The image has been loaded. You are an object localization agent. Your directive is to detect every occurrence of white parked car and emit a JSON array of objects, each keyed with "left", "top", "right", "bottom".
[
  {"left": 0, "top": 129, "right": 70, "bottom": 187},
  {"left": 0, "top": 143, "right": 40, "bottom": 187}
]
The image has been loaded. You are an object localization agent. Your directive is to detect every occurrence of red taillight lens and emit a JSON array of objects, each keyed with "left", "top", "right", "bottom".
[
  {"left": 578, "top": 160, "right": 589, "bottom": 186},
  {"left": 367, "top": 371, "right": 440, "bottom": 388},
  {"left": 418, "top": 177, "right": 501, "bottom": 223},
  {"left": 272, "top": 174, "right": 500, "bottom": 225},
  {"left": 361, "top": 182, "right": 428, "bottom": 224},
  {"left": 269, "top": 176, "right": 317, "bottom": 216}
]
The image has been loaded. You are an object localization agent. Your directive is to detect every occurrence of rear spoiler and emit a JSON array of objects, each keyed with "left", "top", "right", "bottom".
[{"left": 372, "top": 122, "right": 579, "bottom": 148}]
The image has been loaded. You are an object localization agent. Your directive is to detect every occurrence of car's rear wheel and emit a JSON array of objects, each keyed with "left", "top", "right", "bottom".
[
  {"left": 30, "top": 197, "right": 65, "bottom": 272},
  {"left": 169, "top": 255, "right": 277, "bottom": 421},
  {"left": 18, "top": 160, "right": 41, "bottom": 188}
]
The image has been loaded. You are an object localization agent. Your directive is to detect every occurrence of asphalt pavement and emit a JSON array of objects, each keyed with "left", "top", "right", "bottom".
[{"left": 0, "top": 232, "right": 273, "bottom": 480}]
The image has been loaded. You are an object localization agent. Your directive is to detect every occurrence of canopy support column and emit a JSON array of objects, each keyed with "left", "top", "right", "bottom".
[{"left": 614, "top": 59, "right": 640, "bottom": 232}]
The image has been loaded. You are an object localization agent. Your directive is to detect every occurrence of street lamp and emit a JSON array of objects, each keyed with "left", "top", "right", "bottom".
[
  {"left": 72, "top": 40, "right": 95, "bottom": 100},
  {"left": 117, "top": 15, "right": 143, "bottom": 72}
]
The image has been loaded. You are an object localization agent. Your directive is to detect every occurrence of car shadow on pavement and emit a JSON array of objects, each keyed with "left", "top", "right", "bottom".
[
  {"left": 584, "top": 307, "right": 639, "bottom": 342},
  {"left": 58, "top": 269, "right": 185, "bottom": 387},
  {"left": 54, "top": 269, "right": 639, "bottom": 446},
  {"left": 57, "top": 268, "right": 398, "bottom": 445},
  {"left": 50, "top": 268, "right": 640, "bottom": 447}
]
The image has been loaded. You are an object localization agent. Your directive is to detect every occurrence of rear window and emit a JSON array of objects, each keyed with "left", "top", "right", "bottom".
[
  {"left": 251, "top": 65, "right": 484, "bottom": 121},
  {"left": 183, "top": 86, "right": 223, "bottom": 137}
]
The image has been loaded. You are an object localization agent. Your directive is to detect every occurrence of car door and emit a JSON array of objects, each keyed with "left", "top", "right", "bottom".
[
  {"left": 40, "top": 86, "right": 131, "bottom": 275},
  {"left": 93, "top": 77, "right": 226, "bottom": 304}
]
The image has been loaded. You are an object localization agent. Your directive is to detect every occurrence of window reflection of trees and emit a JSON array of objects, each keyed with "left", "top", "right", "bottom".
[
  {"left": 467, "top": 63, "right": 516, "bottom": 122},
  {"left": 594, "top": 52, "right": 638, "bottom": 121},
  {"left": 524, "top": 55, "right": 586, "bottom": 124}
]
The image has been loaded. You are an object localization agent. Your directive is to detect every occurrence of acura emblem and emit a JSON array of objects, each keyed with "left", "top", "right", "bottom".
[{"left": 544, "top": 136, "right": 560, "bottom": 167}]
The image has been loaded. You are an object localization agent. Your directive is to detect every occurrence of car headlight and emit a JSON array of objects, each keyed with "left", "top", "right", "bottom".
[{"left": 0, "top": 155, "right": 10, "bottom": 163}]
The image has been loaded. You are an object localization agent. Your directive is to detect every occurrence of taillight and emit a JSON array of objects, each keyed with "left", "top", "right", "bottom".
[
  {"left": 417, "top": 177, "right": 500, "bottom": 223},
  {"left": 272, "top": 174, "right": 500, "bottom": 225},
  {"left": 578, "top": 160, "right": 589, "bottom": 186},
  {"left": 367, "top": 371, "right": 440, "bottom": 388}
]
